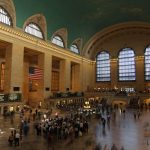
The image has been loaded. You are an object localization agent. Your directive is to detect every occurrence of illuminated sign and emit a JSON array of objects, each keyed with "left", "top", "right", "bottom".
[
  {"left": 0, "top": 94, "right": 4, "bottom": 102},
  {"left": 0, "top": 93, "right": 21, "bottom": 103},
  {"left": 9, "top": 93, "right": 19, "bottom": 101}
]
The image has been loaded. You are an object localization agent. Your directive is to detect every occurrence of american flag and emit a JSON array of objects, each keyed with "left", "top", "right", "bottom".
[{"left": 29, "top": 67, "right": 43, "bottom": 80}]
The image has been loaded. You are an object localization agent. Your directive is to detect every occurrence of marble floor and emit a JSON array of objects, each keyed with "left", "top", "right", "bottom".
[{"left": 0, "top": 109, "right": 149, "bottom": 150}]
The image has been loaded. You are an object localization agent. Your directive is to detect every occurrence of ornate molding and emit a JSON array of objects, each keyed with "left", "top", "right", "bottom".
[
  {"left": 83, "top": 22, "right": 150, "bottom": 59},
  {"left": 70, "top": 37, "right": 83, "bottom": 54},
  {"left": 51, "top": 28, "right": 68, "bottom": 49},
  {"left": 0, "top": 23, "right": 93, "bottom": 64},
  {"left": 0, "top": 0, "right": 16, "bottom": 27},
  {"left": 23, "top": 13, "right": 47, "bottom": 40}
]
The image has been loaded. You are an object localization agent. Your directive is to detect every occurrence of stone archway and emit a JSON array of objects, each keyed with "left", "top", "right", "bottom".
[
  {"left": 0, "top": 0, "right": 16, "bottom": 27},
  {"left": 51, "top": 28, "right": 68, "bottom": 48},
  {"left": 112, "top": 100, "right": 127, "bottom": 109},
  {"left": 23, "top": 13, "right": 47, "bottom": 40},
  {"left": 83, "top": 21, "right": 150, "bottom": 59}
]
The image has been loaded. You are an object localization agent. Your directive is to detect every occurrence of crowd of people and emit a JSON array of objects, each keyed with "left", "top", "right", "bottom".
[
  {"left": 6, "top": 98, "right": 150, "bottom": 150},
  {"left": 95, "top": 143, "right": 125, "bottom": 150},
  {"left": 8, "top": 130, "right": 21, "bottom": 146},
  {"left": 8, "top": 119, "right": 29, "bottom": 146},
  {"left": 88, "top": 86, "right": 150, "bottom": 95},
  {"left": 34, "top": 113, "right": 89, "bottom": 147},
  {"left": 7, "top": 107, "right": 90, "bottom": 149}
]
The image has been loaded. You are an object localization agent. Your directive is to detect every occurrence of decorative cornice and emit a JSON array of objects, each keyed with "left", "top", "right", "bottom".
[
  {"left": 111, "top": 58, "right": 118, "bottom": 62},
  {"left": 0, "top": 23, "right": 94, "bottom": 64},
  {"left": 84, "top": 21, "right": 150, "bottom": 59},
  {"left": 135, "top": 56, "right": 144, "bottom": 61}
]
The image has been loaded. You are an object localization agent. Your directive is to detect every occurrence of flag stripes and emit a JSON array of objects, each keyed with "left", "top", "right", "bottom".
[{"left": 29, "top": 67, "right": 43, "bottom": 80}]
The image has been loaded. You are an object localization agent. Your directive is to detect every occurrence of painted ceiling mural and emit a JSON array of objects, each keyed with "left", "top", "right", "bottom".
[{"left": 13, "top": 0, "right": 149, "bottom": 45}]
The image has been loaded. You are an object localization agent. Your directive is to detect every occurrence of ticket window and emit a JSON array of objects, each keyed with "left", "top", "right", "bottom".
[
  {"left": 3, "top": 106, "right": 8, "bottom": 115},
  {"left": 16, "top": 105, "right": 20, "bottom": 112},
  {"left": 9, "top": 106, "right": 14, "bottom": 112}
]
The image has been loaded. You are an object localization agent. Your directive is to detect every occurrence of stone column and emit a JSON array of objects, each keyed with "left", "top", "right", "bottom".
[
  {"left": 44, "top": 53, "right": 52, "bottom": 98},
  {"left": 23, "top": 56, "right": 29, "bottom": 104},
  {"left": 81, "top": 61, "right": 88, "bottom": 92},
  {"left": 71, "top": 64, "right": 80, "bottom": 91},
  {"left": 111, "top": 59, "right": 118, "bottom": 89},
  {"left": 37, "top": 53, "right": 44, "bottom": 104},
  {"left": 80, "top": 60, "right": 84, "bottom": 91},
  {"left": 5, "top": 44, "right": 24, "bottom": 93},
  {"left": 136, "top": 56, "right": 144, "bottom": 91},
  {"left": 59, "top": 59, "right": 71, "bottom": 92},
  {"left": 0, "top": 59, "right": 5, "bottom": 90},
  {"left": 4, "top": 45, "right": 12, "bottom": 93},
  {"left": 0, "top": 106, "right": 3, "bottom": 115},
  {"left": 81, "top": 60, "right": 94, "bottom": 92}
]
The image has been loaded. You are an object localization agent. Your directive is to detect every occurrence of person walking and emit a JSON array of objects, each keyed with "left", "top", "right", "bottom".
[
  {"left": 8, "top": 132, "right": 14, "bottom": 146},
  {"left": 14, "top": 132, "right": 20, "bottom": 146}
]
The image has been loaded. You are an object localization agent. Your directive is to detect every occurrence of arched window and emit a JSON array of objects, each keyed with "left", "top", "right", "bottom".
[
  {"left": 25, "top": 23, "right": 44, "bottom": 39},
  {"left": 70, "top": 44, "right": 79, "bottom": 54},
  {"left": 0, "top": 6, "right": 12, "bottom": 26},
  {"left": 119, "top": 48, "right": 136, "bottom": 81},
  {"left": 96, "top": 51, "right": 110, "bottom": 81},
  {"left": 52, "top": 36, "right": 64, "bottom": 48},
  {"left": 145, "top": 46, "right": 150, "bottom": 80}
]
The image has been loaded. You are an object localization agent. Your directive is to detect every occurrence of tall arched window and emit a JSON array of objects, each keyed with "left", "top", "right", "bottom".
[
  {"left": 25, "top": 23, "right": 44, "bottom": 39},
  {"left": 119, "top": 48, "right": 136, "bottom": 81},
  {"left": 52, "top": 36, "right": 64, "bottom": 48},
  {"left": 0, "top": 6, "right": 12, "bottom": 26},
  {"left": 70, "top": 44, "right": 79, "bottom": 54},
  {"left": 96, "top": 51, "right": 110, "bottom": 81},
  {"left": 145, "top": 46, "right": 150, "bottom": 80}
]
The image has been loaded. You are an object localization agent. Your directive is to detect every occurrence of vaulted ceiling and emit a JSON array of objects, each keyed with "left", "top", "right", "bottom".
[{"left": 13, "top": 0, "right": 150, "bottom": 46}]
